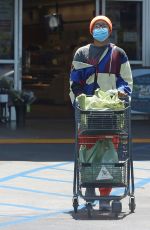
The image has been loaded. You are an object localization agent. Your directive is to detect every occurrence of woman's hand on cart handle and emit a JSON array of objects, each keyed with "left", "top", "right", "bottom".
[
  {"left": 118, "top": 91, "right": 127, "bottom": 98},
  {"left": 118, "top": 91, "right": 130, "bottom": 103}
]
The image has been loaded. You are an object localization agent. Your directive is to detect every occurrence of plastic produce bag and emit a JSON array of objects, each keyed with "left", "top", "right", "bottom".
[
  {"left": 79, "top": 139, "right": 118, "bottom": 164},
  {"left": 76, "top": 90, "right": 125, "bottom": 111},
  {"left": 98, "top": 139, "right": 122, "bottom": 183},
  {"left": 79, "top": 140, "right": 105, "bottom": 164},
  {"left": 79, "top": 140, "right": 106, "bottom": 182},
  {"left": 101, "top": 139, "right": 119, "bottom": 164},
  {"left": 79, "top": 139, "right": 122, "bottom": 183}
]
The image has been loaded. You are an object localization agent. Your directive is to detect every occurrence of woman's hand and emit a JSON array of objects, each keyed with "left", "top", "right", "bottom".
[{"left": 118, "top": 91, "right": 127, "bottom": 97}]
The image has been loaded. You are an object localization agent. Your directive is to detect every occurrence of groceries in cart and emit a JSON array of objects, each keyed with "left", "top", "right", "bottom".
[
  {"left": 76, "top": 89, "right": 125, "bottom": 111},
  {"left": 76, "top": 90, "right": 127, "bottom": 134}
]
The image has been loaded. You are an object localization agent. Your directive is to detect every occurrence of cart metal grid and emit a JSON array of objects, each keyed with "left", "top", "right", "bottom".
[
  {"left": 79, "top": 161, "right": 128, "bottom": 188},
  {"left": 77, "top": 105, "right": 129, "bottom": 135}
]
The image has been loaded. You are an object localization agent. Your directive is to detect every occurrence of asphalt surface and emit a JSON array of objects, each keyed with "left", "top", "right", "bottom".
[{"left": 0, "top": 118, "right": 149, "bottom": 230}]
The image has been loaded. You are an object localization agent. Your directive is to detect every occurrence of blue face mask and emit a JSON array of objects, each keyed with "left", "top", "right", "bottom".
[{"left": 92, "top": 28, "right": 109, "bottom": 42}]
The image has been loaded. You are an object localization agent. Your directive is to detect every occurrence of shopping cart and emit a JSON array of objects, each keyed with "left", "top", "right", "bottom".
[{"left": 72, "top": 97, "right": 136, "bottom": 218}]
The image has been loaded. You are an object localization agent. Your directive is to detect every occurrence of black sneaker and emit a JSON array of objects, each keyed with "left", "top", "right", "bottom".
[
  {"left": 85, "top": 188, "right": 96, "bottom": 202},
  {"left": 99, "top": 200, "right": 111, "bottom": 212}
]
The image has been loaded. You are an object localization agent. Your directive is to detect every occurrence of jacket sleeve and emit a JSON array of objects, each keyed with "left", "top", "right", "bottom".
[
  {"left": 69, "top": 48, "right": 85, "bottom": 104},
  {"left": 116, "top": 52, "right": 133, "bottom": 96},
  {"left": 69, "top": 65, "right": 85, "bottom": 104}
]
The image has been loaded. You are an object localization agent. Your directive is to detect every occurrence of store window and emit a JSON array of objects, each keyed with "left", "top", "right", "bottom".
[
  {"left": 105, "top": 1, "right": 142, "bottom": 61},
  {"left": 0, "top": 0, "right": 14, "bottom": 60},
  {"left": 23, "top": 0, "right": 95, "bottom": 105},
  {"left": 0, "top": 0, "right": 14, "bottom": 93}
]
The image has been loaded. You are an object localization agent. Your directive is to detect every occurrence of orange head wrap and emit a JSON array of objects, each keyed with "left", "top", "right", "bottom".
[{"left": 89, "top": 15, "right": 112, "bottom": 34}]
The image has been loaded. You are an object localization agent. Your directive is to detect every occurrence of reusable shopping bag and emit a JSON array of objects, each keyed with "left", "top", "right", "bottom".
[
  {"left": 98, "top": 139, "right": 122, "bottom": 183},
  {"left": 79, "top": 139, "right": 122, "bottom": 183},
  {"left": 79, "top": 140, "right": 105, "bottom": 164}
]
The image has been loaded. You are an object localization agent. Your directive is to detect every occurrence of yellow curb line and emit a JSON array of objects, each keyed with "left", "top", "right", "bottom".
[
  {"left": 0, "top": 138, "right": 150, "bottom": 144},
  {"left": 0, "top": 139, "right": 74, "bottom": 144},
  {"left": 132, "top": 138, "right": 150, "bottom": 143}
]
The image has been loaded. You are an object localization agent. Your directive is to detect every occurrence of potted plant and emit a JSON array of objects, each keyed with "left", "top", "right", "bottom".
[
  {"left": 0, "top": 75, "right": 36, "bottom": 126},
  {"left": 9, "top": 89, "right": 36, "bottom": 126}
]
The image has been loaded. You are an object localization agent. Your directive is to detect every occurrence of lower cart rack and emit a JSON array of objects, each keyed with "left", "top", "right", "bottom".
[{"left": 79, "top": 161, "right": 128, "bottom": 188}]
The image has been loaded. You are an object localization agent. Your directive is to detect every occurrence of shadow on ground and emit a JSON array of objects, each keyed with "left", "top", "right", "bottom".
[
  {"left": 0, "top": 143, "right": 150, "bottom": 161},
  {"left": 132, "top": 143, "right": 150, "bottom": 161},
  {"left": 68, "top": 206, "right": 132, "bottom": 220},
  {"left": 0, "top": 143, "right": 75, "bottom": 162}
]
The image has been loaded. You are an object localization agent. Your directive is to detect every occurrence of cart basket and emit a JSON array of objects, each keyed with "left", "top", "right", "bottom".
[{"left": 79, "top": 160, "right": 128, "bottom": 188}]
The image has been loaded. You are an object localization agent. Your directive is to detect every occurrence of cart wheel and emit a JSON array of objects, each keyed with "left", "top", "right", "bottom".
[
  {"left": 129, "top": 196, "right": 136, "bottom": 213},
  {"left": 112, "top": 201, "right": 122, "bottom": 218},
  {"left": 73, "top": 197, "right": 79, "bottom": 213},
  {"left": 86, "top": 203, "right": 93, "bottom": 218}
]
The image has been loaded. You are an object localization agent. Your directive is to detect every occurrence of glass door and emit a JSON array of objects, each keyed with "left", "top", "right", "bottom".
[
  {"left": 104, "top": 0, "right": 142, "bottom": 63},
  {"left": 0, "top": 0, "right": 22, "bottom": 91}
]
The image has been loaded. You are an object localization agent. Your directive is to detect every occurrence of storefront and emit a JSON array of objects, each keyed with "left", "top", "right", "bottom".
[
  {"left": 22, "top": 0, "right": 95, "bottom": 106},
  {"left": 99, "top": 0, "right": 150, "bottom": 114},
  {"left": 0, "top": 0, "right": 150, "bottom": 119},
  {"left": 0, "top": 0, "right": 22, "bottom": 90},
  {"left": 99, "top": 0, "right": 150, "bottom": 67}
]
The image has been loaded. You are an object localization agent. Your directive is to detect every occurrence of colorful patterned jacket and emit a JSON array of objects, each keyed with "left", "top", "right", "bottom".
[{"left": 69, "top": 43, "right": 133, "bottom": 104}]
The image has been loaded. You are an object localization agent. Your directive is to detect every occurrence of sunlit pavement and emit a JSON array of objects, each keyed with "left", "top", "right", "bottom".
[
  {"left": 0, "top": 118, "right": 149, "bottom": 229},
  {"left": 0, "top": 158, "right": 149, "bottom": 229}
]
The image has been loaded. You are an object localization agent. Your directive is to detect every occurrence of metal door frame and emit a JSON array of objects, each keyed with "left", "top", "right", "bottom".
[{"left": 14, "top": 0, "right": 22, "bottom": 90}]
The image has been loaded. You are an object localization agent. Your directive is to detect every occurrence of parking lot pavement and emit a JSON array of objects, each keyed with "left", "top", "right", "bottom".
[
  {"left": 0, "top": 161, "right": 73, "bottom": 227},
  {"left": 0, "top": 159, "right": 150, "bottom": 229},
  {"left": 0, "top": 116, "right": 149, "bottom": 229}
]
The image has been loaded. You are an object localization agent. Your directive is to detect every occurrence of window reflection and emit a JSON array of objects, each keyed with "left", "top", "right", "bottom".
[
  {"left": 0, "top": 0, "right": 14, "bottom": 59},
  {"left": 106, "top": 1, "right": 142, "bottom": 60},
  {"left": 0, "top": 64, "right": 14, "bottom": 79}
]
